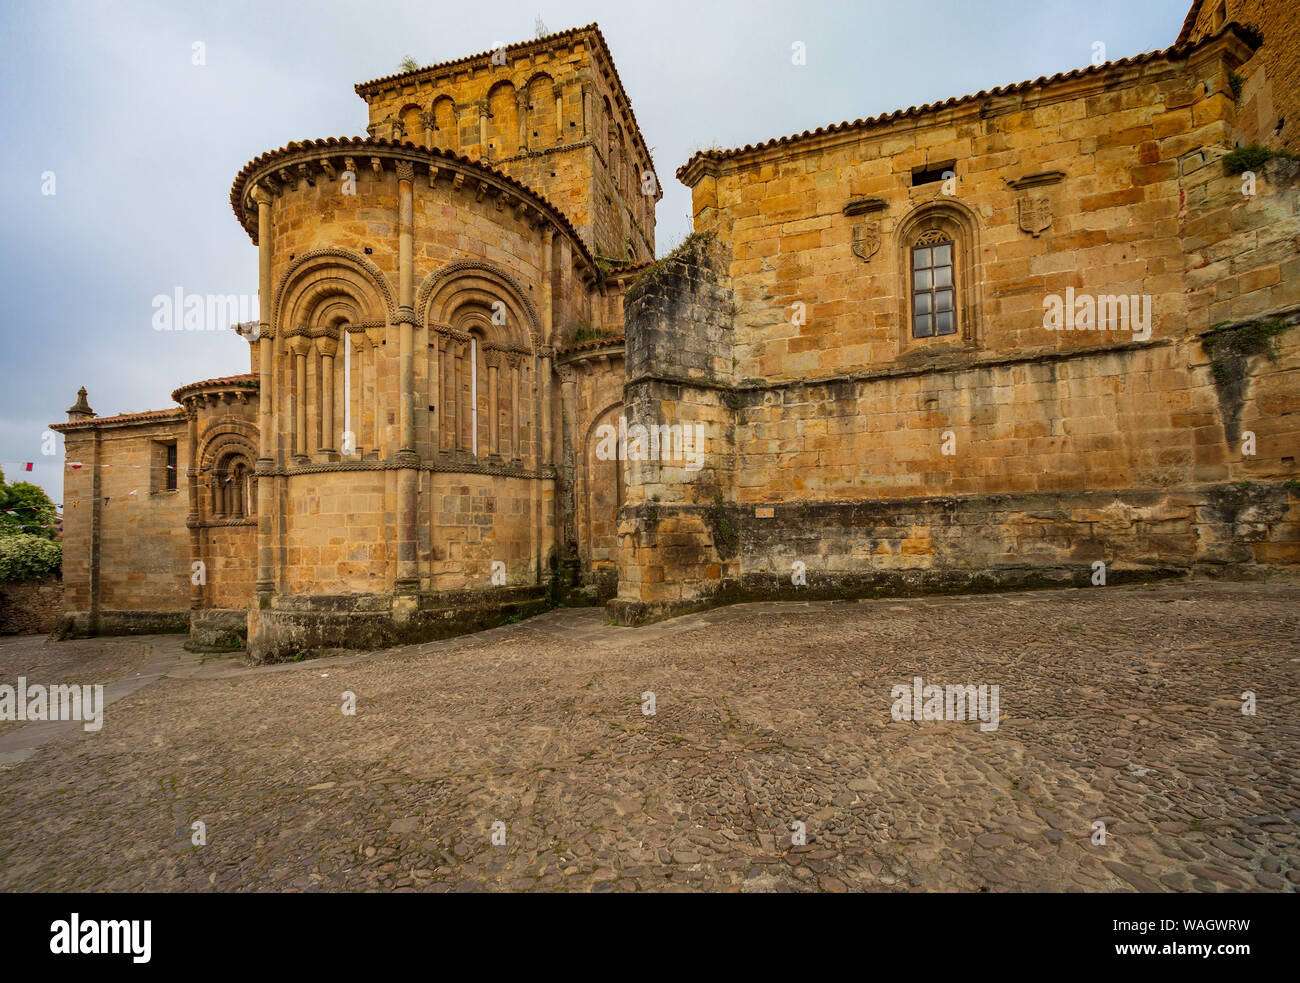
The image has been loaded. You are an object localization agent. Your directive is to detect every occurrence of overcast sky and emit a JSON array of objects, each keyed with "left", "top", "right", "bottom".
[{"left": 1, "top": 0, "right": 1191, "bottom": 505}]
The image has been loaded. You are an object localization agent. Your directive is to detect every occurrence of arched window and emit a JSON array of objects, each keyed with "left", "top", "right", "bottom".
[
  {"left": 210, "top": 452, "right": 254, "bottom": 518},
  {"left": 895, "top": 201, "right": 982, "bottom": 350},
  {"left": 911, "top": 229, "right": 956, "bottom": 338}
]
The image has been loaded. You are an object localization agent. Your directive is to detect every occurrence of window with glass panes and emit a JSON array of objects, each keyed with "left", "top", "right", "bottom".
[{"left": 911, "top": 234, "right": 956, "bottom": 338}]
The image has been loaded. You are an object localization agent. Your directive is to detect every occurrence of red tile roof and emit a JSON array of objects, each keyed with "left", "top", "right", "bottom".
[
  {"left": 228, "top": 136, "right": 594, "bottom": 264},
  {"left": 49, "top": 409, "right": 185, "bottom": 432},
  {"left": 353, "top": 23, "right": 658, "bottom": 189},
  {"left": 677, "top": 21, "right": 1254, "bottom": 181},
  {"left": 171, "top": 374, "right": 259, "bottom": 402}
]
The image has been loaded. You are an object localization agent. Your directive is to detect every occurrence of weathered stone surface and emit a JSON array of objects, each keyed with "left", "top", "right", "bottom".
[{"left": 1, "top": 581, "right": 1296, "bottom": 892}]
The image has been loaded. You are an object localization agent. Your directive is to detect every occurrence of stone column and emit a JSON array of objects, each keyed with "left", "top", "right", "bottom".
[
  {"left": 395, "top": 160, "right": 418, "bottom": 596},
  {"left": 186, "top": 402, "right": 202, "bottom": 612},
  {"left": 305, "top": 344, "right": 318, "bottom": 458},
  {"left": 517, "top": 91, "right": 529, "bottom": 152},
  {"left": 478, "top": 105, "right": 489, "bottom": 157},
  {"left": 488, "top": 355, "right": 500, "bottom": 457},
  {"left": 541, "top": 225, "right": 554, "bottom": 345},
  {"left": 581, "top": 82, "right": 591, "bottom": 138},
  {"left": 365, "top": 327, "right": 384, "bottom": 454},
  {"left": 559, "top": 364, "right": 577, "bottom": 552},
  {"left": 428, "top": 334, "right": 441, "bottom": 453},
  {"left": 452, "top": 342, "right": 463, "bottom": 452},
  {"left": 558, "top": 236, "right": 573, "bottom": 341},
  {"left": 397, "top": 161, "right": 416, "bottom": 455},
  {"left": 540, "top": 350, "right": 554, "bottom": 466},
  {"left": 347, "top": 330, "right": 362, "bottom": 455},
  {"left": 250, "top": 184, "right": 275, "bottom": 598},
  {"left": 291, "top": 336, "right": 310, "bottom": 461},
  {"left": 317, "top": 336, "right": 337, "bottom": 454},
  {"left": 510, "top": 356, "right": 521, "bottom": 462},
  {"left": 554, "top": 85, "right": 563, "bottom": 143}
]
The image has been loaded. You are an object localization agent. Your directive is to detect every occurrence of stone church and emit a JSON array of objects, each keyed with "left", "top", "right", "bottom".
[{"left": 53, "top": 1, "right": 1300, "bottom": 661}]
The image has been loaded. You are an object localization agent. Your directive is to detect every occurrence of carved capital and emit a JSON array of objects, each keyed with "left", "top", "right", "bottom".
[
  {"left": 316, "top": 336, "right": 339, "bottom": 358},
  {"left": 249, "top": 183, "right": 273, "bottom": 207},
  {"left": 289, "top": 336, "right": 313, "bottom": 357},
  {"left": 395, "top": 160, "right": 415, "bottom": 183}
]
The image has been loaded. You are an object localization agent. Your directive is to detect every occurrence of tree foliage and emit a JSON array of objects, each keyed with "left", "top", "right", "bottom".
[
  {"left": 0, "top": 468, "right": 58, "bottom": 540},
  {"left": 0, "top": 534, "right": 61, "bottom": 581}
]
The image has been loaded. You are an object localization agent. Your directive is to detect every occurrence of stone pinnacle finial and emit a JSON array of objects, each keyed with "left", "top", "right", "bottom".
[{"left": 66, "top": 386, "right": 96, "bottom": 421}]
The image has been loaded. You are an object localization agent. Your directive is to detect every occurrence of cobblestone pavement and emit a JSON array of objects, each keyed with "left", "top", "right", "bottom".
[
  {"left": 0, "top": 581, "right": 1297, "bottom": 893},
  {"left": 0, "top": 636, "right": 151, "bottom": 738}
]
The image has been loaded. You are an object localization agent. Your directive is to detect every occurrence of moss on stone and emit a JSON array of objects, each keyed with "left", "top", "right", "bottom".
[{"left": 1202, "top": 317, "right": 1295, "bottom": 444}]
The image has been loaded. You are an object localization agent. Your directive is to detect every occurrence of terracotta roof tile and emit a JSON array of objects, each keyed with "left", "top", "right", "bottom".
[
  {"left": 229, "top": 136, "right": 594, "bottom": 264},
  {"left": 677, "top": 22, "right": 1252, "bottom": 180},
  {"left": 353, "top": 23, "right": 658, "bottom": 187},
  {"left": 171, "top": 374, "right": 259, "bottom": 402},
  {"left": 50, "top": 408, "right": 185, "bottom": 432}
]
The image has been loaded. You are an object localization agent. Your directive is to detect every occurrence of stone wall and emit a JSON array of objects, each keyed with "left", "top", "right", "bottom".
[
  {"left": 57, "top": 414, "right": 191, "bottom": 635},
  {"left": 611, "top": 26, "right": 1299, "bottom": 624},
  {"left": 0, "top": 576, "right": 64, "bottom": 635},
  {"left": 1183, "top": 1, "right": 1299, "bottom": 152}
]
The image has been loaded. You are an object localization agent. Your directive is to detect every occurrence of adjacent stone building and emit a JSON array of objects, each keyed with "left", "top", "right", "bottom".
[{"left": 53, "top": 6, "right": 1300, "bottom": 658}]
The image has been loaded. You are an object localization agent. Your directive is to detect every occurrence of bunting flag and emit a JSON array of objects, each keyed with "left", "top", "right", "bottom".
[{"left": 23, "top": 463, "right": 32, "bottom": 471}]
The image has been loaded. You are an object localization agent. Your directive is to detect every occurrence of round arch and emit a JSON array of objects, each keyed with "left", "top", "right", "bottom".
[
  {"left": 418, "top": 261, "right": 540, "bottom": 351},
  {"left": 894, "top": 198, "right": 984, "bottom": 348},
  {"left": 274, "top": 248, "right": 396, "bottom": 339}
]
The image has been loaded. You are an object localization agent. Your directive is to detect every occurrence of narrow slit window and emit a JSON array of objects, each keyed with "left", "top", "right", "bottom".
[
  {"left": 911, "top": 237, "right": 956, "bottom": 338},
  {"left": 165, "top": 442, "right": 178, "bottom": 491}
]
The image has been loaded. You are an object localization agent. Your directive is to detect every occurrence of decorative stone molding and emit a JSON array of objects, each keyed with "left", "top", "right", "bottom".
[
  {"left": 417, "top": 260, "right": 542, "bottom": 346},
  {"left": 261, "top": 459, "right": 557, "bottom": 479},
  {"left": 1006, "top": 170, "right": 1065, "bottom": 190},
  {"left": 843, "top": 197, "right": 887, "bottom": 216},
  {"left": 274, "top": 247, "right": 398, "bottom": 329}
]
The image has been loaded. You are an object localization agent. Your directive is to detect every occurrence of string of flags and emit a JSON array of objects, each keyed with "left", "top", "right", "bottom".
[{"left": 7, "top": 461, "right": 252, "bottom": 475}]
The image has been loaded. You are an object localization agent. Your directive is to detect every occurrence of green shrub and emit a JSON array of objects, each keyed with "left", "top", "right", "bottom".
[
  {"left": 1222, "top": 143, "right": 1299, "bottom": 175},
  {"left": 0, "top": 534, "right": 62, "bottom": 581}
]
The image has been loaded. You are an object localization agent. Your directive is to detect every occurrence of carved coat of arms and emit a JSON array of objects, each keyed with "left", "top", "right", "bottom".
[
  {"left": 852, "top": 221, "right": 881, "bottom": 262},
  {"left": 1017, "top": 195, "right": 1052, "bottom": 237}
]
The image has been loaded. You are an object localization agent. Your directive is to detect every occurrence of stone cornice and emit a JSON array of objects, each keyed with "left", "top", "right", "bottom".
[
  {"left": 258, "top": 459, "right": 557, "bottom": 479},
  {"left": 675, "top": 23, "right": 1259, "bottom": 185},
  {"left": 230, "top": 137, "right": 595, "bottom": 271}
]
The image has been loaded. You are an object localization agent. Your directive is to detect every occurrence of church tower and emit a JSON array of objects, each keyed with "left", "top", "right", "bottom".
[{"left": 354, "top": 23, "right": 660, "bottom": 264}]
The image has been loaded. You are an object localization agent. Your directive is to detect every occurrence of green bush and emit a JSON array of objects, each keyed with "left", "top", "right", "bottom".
[{"left": 0, "top": 534, "right": 62, "bottom": 582}]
